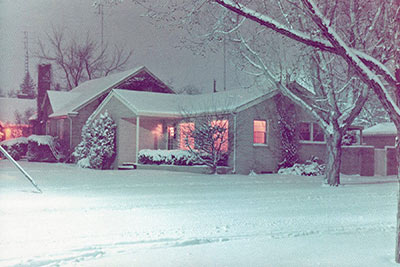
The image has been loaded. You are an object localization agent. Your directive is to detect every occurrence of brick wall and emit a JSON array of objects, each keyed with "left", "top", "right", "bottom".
[
  {"left": 363, "top": 135, "right": 395, "bottom": 149},
  {"left": 234, "top": 97, "right": 281, "bottom": 174}
]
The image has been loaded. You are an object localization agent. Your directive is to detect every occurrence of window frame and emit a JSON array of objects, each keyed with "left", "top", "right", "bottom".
[
  {"left": 179, "top": 122, "right": 195, "bottom": 150},
  {"left": 298, "top": 122, "right": 326, "bottom": 143},
  {"left": 211, "top": 119, "right": 229, "bottom": 152},
  {"left": 253, "top": 119, "right": 268, "bottom": 146}
]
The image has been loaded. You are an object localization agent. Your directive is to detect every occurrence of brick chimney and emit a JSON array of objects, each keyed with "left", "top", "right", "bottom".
[{"left": 36, "top": 64, "right": 51, "bottom": 134}]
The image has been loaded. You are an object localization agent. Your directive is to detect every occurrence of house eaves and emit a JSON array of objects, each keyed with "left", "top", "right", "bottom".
[{"left": 112, "top": 87, "right": 278, "bottom": 119}]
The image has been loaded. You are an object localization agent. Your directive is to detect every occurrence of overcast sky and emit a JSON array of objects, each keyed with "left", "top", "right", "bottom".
[{"left": 0, "top": 0, "right": 241, "bottom": 93}]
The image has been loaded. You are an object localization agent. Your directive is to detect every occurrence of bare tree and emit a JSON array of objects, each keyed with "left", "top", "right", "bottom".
[
  {"left": 181, "top": 114, "right": 229, "bottom": 174},
  {"left": 212, "top": 0, "right": 400, "bottom": 261},
  {"left": 36, "top": 27, "right": 133, "bottom": 90},
  {"left": 15, "top": 108, "right": 35, "bottom": 125},
  {"left": 99, "top": 0, "right": 400, "bottom": 259}
]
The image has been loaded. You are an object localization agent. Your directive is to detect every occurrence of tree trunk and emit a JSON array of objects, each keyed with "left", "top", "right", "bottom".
[
  {"left": 394, "top": 129, "right": 400, "bottom": 262},
  {"left": 325, "top": 131, "right": 343, "bottom": 186},
  {"left": 394, "top": 76, "right": 400, "bottom": 263}
]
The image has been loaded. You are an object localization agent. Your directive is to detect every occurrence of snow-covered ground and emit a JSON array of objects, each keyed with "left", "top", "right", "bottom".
[{"left": 0, "top": 160, "right": 398, "bottom": 266}]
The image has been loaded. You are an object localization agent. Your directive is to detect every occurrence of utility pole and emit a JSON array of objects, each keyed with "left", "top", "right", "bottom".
[{"left": 223, "top": 35, "right": 226, "bottom": 91}]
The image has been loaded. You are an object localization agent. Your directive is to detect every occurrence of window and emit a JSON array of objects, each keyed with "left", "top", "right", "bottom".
[
  {"left": 312, "top": 123, "right": 324, "bottom": 142},
  {"left": 211, "top": 119, "right": 229, "bottom": 152},
  {"left": 299, "top": 122, "right": 311, "bottom": 141},
  {"left": 254, "top": 120, "right": 267, "bottom": 144},
  {"left": 298, "top": 122, "right": 325, "bottom": 142},
  {"left": 167, "top": 126, "right": 175, "bottom": 150},
  {"left": 179, "top": 122, "right": 195, "bottom": 150}
]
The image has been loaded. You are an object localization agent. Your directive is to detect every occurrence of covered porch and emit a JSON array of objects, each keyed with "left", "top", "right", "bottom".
[{"left": 116, "top": 115, "right": 181, "bottom": 168}]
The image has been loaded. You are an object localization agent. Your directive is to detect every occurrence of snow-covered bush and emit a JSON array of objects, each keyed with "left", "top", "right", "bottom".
[
  {"left": 278, "top": 158, "right": 325, "bottom": 176},
  {"left": 26, "top": 135, "right": 61, "bottom": 162},
  {"left": 138, "top": 149, "right": 202, "bottom": 166},
  {"left": 342, "top": 130, "right": 359, "bottom": 146},
  {"left": 73, "top": 111, "right": 116, "bottom": 169},
  {"left": 0, "top": 137, "right": 29, "bottom": 160}
]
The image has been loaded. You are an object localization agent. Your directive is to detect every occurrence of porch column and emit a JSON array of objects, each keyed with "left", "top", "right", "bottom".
[{"left": 136, "top": 116, "right": 140, "bottom": 164}]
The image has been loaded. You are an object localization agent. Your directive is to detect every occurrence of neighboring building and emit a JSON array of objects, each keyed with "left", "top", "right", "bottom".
[
  {"left": 42, "top": 66, "right": 174, "bottom": 151},
  {"left": 363, "top": 122, "right": 396, "bottom": 149},
  {"left": 363, "top": 122, "right": 397, "bottom": 176},
  {"left": 39, "top": 65, "right": 384, "bottom": 175},
  {"left": 0, "top": 97, "right": 36, "bottom": 141}
]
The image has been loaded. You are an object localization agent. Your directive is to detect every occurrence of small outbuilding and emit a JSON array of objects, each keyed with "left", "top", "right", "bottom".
[{"left": 363, "top": 122, "right": 397, "bottom": 176}]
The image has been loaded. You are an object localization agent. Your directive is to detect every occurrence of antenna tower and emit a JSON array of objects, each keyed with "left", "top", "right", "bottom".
[
  {"left": 98, "top": 4, "right": 104, "bottom": 51},
  {"left": 24, "top": 31, "right": 29, "bottom": 74}
]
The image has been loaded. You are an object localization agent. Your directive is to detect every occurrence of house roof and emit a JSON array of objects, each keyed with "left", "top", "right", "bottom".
[
  {"left": 97, "top": 87, "right": 278, "bottom": 118},
  {"left": 363, "top": 122, "right": 396, "bottom": 136},
  {"left": 0, "top": 97, "right": 36, "bottom": 125},
  {"left": 48, "top": 66, "right": 172, "bottom": 118}
]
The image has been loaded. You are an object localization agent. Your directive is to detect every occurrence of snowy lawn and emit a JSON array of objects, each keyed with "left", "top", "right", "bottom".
[{"left": 0, "top": 160, "right": 398, "bottom": 266}]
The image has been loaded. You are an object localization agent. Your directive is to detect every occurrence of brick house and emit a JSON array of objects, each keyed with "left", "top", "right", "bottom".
[
  {"left": 88, "top": 86, "right": 371, "bottom": 175},
  {"left": 363, "top": 122, "right": 397, "bottom": 176},
  {"left": 42, "top": 66, "right": 174, "bottom": 152},
  {"left": 41, "top": 66, "right": 377, "bottom": 175}
]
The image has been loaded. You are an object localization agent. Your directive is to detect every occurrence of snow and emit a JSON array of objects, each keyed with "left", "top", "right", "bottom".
[
  {"left": 47, "top": 91, "right": 80, "bottom": 118},
  {"left": 112, "top": 87, "right": 276, "bottom": 117},
  {"left": 28, "top": 135, "right": 54, "bottom": 146},
  {"left": 48, "top": 66, "right": 148, "bottom": 118},
  {"left": 138, "top": 149, "right": 198, "bottom": 165},
  {"left": 363, "top": 122, "right": 396, "bottom": 136},
  {"left": 0, "top": 136, "right": 28, "bottom": 147},
  {"left": 278, "top": 162, "right": 325, "bottom": 176},
  {"left": 0, "top": 160, "right": 397, "bottom": 266},
  {"left": 0, "top": 97, "right": 36, "bottom": 124}
]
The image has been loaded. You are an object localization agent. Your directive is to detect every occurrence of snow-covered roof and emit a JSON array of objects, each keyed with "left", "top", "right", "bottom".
[
  {"left": 47, "top": 91, "right": 80, "bottom": 118},
  {"left": 49, "top": 66, "right": 171, "bottom": 118},
  {"left": 0, "top": 97, "right": 36, "bottom": 124},
  {"left": 104, "top": 87, "right": 277, "bottom": 118},
  {"left": 363, "top": 122, "right": 396, "bottom": 136}
]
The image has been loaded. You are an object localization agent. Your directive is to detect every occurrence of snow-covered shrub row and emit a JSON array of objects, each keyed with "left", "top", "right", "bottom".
[
  {"left": 26, "top": 135, "right": 62, "bottom": 162},
  {"left": 138, "top": 149, "right": 202, "bottom": 166},
  {"left": 0, "top": 137, "right": 29, "bottom": 160},
  {"left": 73, "top": 111, "right": 116, "bottom": 169},
  {"left": 278, "top": 161, "right": 326, "bottom": 176}
]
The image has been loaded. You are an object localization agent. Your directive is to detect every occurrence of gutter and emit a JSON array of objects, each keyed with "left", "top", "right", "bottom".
[{"left": 233, "top": 112, "right": 237, "bottom": 174}]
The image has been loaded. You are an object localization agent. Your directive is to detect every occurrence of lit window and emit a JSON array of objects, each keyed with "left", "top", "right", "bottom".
[
  {"left": 4, "top": 127, "right": 12, "bottom": 140},
  {"left": 168, "top": 126, "right": 175, "bottom": 138},
  {"left": 167, "top": 126, "right": 175, "bottom": 150},
  {"left": 151, "top": 123, "right": 163, "bottom": 137},
  {"left": 211, "top": 119, "right": 229, "bottom": 152},
  {"left": 254, "top": 120, "right": 267, "bottom": 144},
  {"left": 179, "top": 122, "right": 195, "bottom": 150}
]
